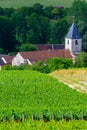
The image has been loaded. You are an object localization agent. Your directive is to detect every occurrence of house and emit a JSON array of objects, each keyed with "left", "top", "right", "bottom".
[
  {"left": 12, "top": 22, "right": 81, "bottom": 66},
  {"left": 0, "top": 22, "right": 82, "bottom": 67},
  {"left": 0, "top": 59, "right": 5, "bottom": 70},
  {"left": 1, "top": 55, "right": 14, "bottom": 65},
  {"left": 12, "top": 49, "right": 73, "bottom": 66},
  {"left": 0, "top": 55, "right": 14, "bottom": 69}
]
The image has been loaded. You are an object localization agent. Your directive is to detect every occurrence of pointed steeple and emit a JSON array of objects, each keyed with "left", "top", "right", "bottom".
[{"left": 66, "top": 22, "right": 81, "bottom": 39}]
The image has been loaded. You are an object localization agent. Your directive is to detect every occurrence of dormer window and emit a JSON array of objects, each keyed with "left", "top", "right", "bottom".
[{"left": 75, "top": 40, "right": 78, "bottom": 45}]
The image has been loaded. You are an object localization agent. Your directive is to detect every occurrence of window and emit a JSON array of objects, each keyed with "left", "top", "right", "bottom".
[
  {"left": 75, "top": 40, "right": 78, "bottom": 45},
  {"left": 67, "top": 40, "right": 69, "bottom": 44}
]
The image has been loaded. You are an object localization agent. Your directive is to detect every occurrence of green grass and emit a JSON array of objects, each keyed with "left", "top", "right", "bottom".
[{"left": 0, "top": 0, "right": 82, "bottom": 8}]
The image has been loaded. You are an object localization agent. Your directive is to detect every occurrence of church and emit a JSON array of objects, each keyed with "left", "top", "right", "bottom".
[
  {"left": 0, "top": 22, "right": 82, "bottom": 67},
  {"left": 65, "top": 22, "right": 82, "bottom": 55}
]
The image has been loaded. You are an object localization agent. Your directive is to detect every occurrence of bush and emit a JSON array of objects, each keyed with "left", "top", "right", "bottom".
[
  {"left": 45, "top": 58, "right": 73, "bottom": 73},
  {"left": 17, "top": 43, "right": 37, "bottom": 51},
  {"left": 2, "top": 64, "right": 12, "bottom": 70},
  {"left": 75, "top": 52, "right": 87, "bottom": 67}
]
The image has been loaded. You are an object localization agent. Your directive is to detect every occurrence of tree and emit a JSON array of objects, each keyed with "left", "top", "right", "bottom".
[
  {"left": 0, "top": 7, "right": 4, "bottom": 16},
  {"left": 44, "top": 6, "right": 54, "bottom": 19},
  {"left": 33, "top": 3, "right": 44, "bottom": 14},
  {"left": 31, "top": 60, "right": 45, "bottom": 72},
  {"left": 26, "top": 13, "right": 50, "bottom": 44},
  {"left": 82, "top": 32, "right": 87, "bottom": 52},
  {"left": 51, "top": 7, "right": 64, "bottom": 20},
  {"left": 77, "top": 20, "right": 87, "bottom": 36},
  {"left": 45, "top": 58, "right": 73, "bottom": 72},
  {"left": 4, "top": 8, "right": 15, "bottom": 17},
  {"left": 0, "top": 16, "right": 17, "bottom": 53},
  {"left": 50, "top": 19, "right": 68, "bottom": 44},
  {"left": 70, "top": 0, "right": 87, "bottom": 21},
  {"left": 0, "top": 48, "right": 5, "bottom": 54},
  {"left": 17, "top": 43, "right": 37, "bottom": 51},
  {"left": 75, "top": 52, "right": 87, "bottom": 67},
  {"left": 11, "top": 10, "right": 28, "bottom": 43}
]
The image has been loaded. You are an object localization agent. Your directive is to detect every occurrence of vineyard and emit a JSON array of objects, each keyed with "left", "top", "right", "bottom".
[
  {"left": 0, "top": 120, "right": 87, "bottom": 130},
  {"left": 0, "top": 70, "right": 87, "bottom": 121}
]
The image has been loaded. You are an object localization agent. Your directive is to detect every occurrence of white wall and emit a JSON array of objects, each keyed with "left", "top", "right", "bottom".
[
  {"left": 65, "top": 38, "right": 82, "bottom": 54},
  {"left": 12, "top": 53, "right": 32, "bottom": 66}
]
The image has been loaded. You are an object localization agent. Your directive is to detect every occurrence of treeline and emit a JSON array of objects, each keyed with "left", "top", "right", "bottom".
[{"left": 0, "top": 0, "right": 87, "bottom": 53}]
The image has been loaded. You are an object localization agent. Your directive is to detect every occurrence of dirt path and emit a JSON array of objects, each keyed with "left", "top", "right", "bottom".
[
  {"left": 62, "top": 80, "right": 87, "bottom": 94},
  {"left": 50, "top": 69, "right": 87, "bottom": 94}
]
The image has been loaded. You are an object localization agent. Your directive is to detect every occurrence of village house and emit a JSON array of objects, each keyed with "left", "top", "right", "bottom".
[
  {"left": 12, "top": 22, "right": 82, "bottom": 66},
  {"left": 12, "top": 49, "right": 73, "bottom": 66},
  {"left": 1, "top": 55, "right": 14, "bottom": 65},
  {"left": 0, "top": 22, "right": 82, "bottom": 67},
  {"left": 0, "top": 55, "right": 14, "bottom": 69}
]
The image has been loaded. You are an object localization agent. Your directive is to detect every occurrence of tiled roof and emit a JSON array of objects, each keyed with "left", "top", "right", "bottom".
[
  {"left": 35, "top": 44, "right": 52, "bottom": 50},
  {"left": 0, "top": 59, "right": 5, "bottom": 66},
  {"left": 19, "top": 49, "right": 72, "bottom": 63},
  {"left": 52, "top": 44, "right": 65, "bottom": 50},
  {"left": 2, "top": 56, "right": 14, "bottom": 64},
  {"left": 35, "top": 44, "right": 64, "bottom": 50},
  {"left": 0, "top": 54, "right": 7, "bottom": 58},
  {"left": 66, "top": 22, "right": 81, "bottom": 39}
]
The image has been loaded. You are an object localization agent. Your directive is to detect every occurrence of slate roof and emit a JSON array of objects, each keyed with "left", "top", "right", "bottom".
[
  {"left": 19, "top": 49, "right": 72, "bottom": 63},
  {"left": 66, "top": 22, "right": 81, "bottom": 39},
  {"left": 35, "top": 44, "right": 64, "bottom": 50},
  {"left": 0, "top": 54, "right": 7, "bottom": 58}
]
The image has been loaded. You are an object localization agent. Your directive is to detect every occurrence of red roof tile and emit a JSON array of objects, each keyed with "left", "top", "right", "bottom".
[
  {"left": 19, "top": 49, "right": 72, "bottom": 63},
  {"left": 2, "top": 56, "right": 14, "bottom": 64}
]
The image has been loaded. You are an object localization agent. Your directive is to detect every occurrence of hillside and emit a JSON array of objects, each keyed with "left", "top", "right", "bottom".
[
  {"left": 0, "top": 0, "right": 82, "bottom": 8},
  {"left": 50, "top": 68, "right": 87, "bottom": 94},
  {"left": 0, "top": 70, "right": 87, "bottom": 120}
]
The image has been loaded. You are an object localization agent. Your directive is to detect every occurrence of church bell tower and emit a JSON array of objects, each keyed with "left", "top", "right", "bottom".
[{"left": 65, "top": 22, "right": 82, "bottom": 55}]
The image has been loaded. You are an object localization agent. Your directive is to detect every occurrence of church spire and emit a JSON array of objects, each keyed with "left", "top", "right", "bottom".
[
  {"left": 65, "top": 22, "right": 82, "bottom": 55},
  {"left": 65, "top": 22, "right": 81, "bottom": 39}
]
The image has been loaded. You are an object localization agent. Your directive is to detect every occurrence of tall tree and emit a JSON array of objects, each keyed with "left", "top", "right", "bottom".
[
  {"left": 50, "top": 19, "right": 68, "bottom": 44},
  {"left": 33, "top": 3, "right": 44, "bottom": 15},
  {"left": 75, "top": 52, "right": 87, "bottom": 67},
  {"left": 11, "top": 10, "right": 28, "bottom": 43},
  {"left": 70, "top": 0, "right": 87, "bottom": 21},
  {"left": 26, "top": 13, "right": 50, "bottom": 44},
  {"left": 0, "top": 16, "right": 17, "bottom": 53}
]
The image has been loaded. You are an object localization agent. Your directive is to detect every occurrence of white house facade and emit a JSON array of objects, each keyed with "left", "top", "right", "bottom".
[{"left": 12, "top": 53, "right": 32, "bottom": 66}]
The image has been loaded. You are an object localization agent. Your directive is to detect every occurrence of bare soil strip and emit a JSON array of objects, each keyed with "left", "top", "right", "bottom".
[{"left": 50, "top": 69, "right": 87, "bottom": 94}]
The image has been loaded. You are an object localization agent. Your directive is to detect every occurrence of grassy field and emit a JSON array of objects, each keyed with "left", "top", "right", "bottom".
[
  {"left": 50, "top": 68, "right": 87, "bottom": 94},
  {"left": 0, "top": 0, "right": 83, "bottom": 8}
]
